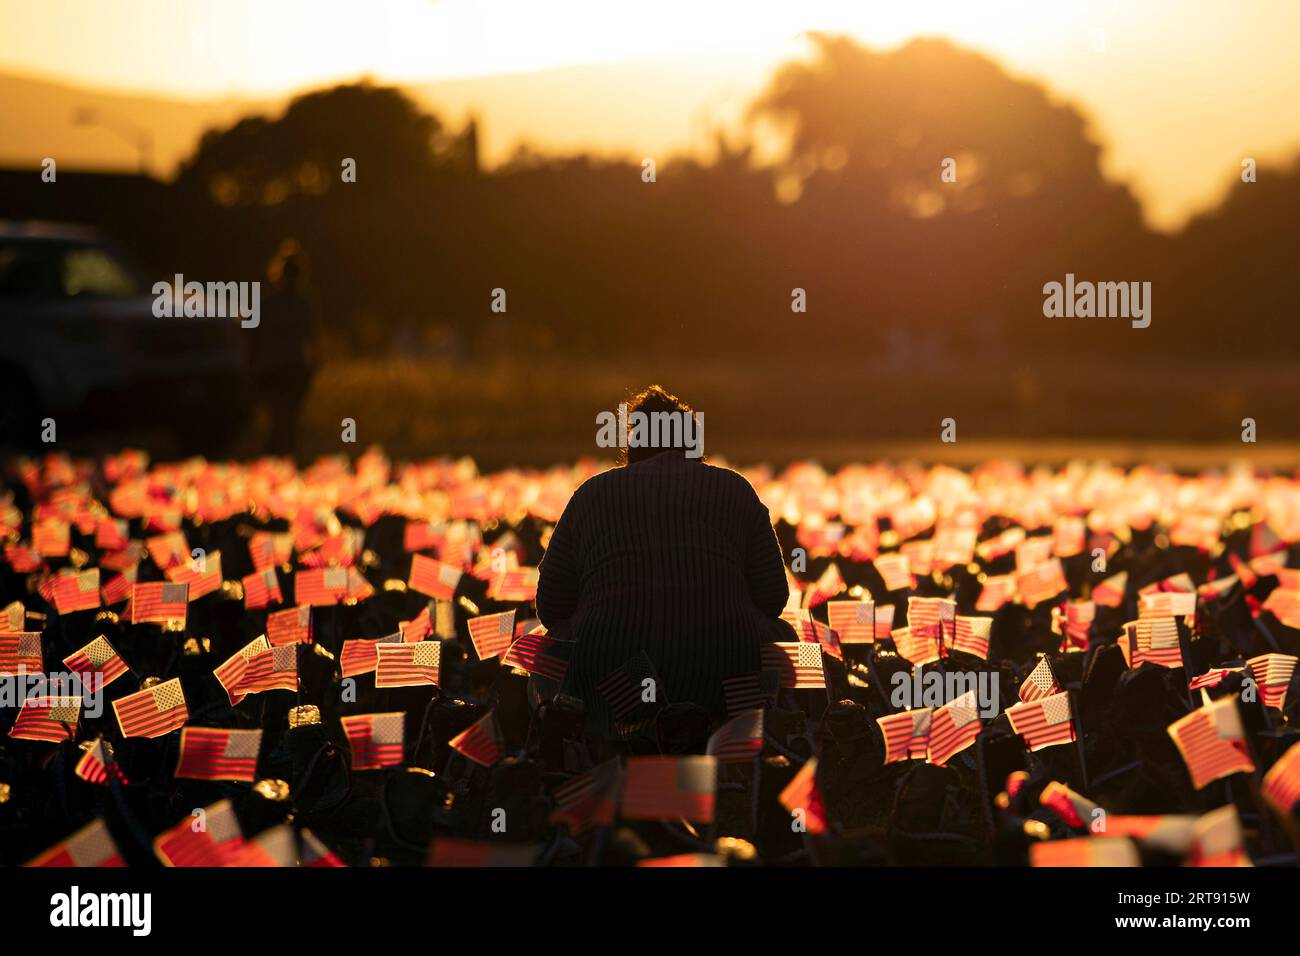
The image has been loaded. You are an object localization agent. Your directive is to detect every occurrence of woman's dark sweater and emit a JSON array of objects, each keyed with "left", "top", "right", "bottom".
[{"left": 535, "top": 452, "right": 793, "bottom": 729}]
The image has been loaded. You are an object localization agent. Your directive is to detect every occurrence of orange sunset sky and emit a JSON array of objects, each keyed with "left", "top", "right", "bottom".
[{"left": 3, "top": 0, "right": 1299, "bottom": 230}]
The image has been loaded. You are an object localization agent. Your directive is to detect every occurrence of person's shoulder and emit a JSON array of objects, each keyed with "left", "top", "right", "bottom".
[{"left": 699, "top": 461, "right": 762, "bottom": 498}]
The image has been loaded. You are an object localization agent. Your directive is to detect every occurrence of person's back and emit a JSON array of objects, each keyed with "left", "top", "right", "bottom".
[{"left": 536, "top": 387, "right": 792, "bottom": 732}]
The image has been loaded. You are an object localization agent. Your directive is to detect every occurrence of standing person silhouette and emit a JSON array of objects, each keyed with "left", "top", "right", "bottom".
[
  {"left": 256, "top": 239, "right": 320, "bottom": 457},
  {"left": 536, "top": 385, "right": 793, "bottom": 734}
]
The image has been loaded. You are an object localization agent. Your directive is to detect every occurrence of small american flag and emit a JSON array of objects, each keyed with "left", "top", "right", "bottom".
[
  {"left": 1031, "top": 837, "right": 1139, "bottom": 867},
  {"left": 175, "top": 727, "right": 262, "bottom": 782},
  {"left": 166, "top": 550, "right": 222, "bottom": 601},
  {"left": 31, "top": 518, "right": 70, "bottom": 557},
  {"left": 249, "top": 531, "right": 292, "bottom": 572},
  {"left": 487, "top": 566, "right": 539, "bottom": 602},
  {"left": 9, "top": 695, "right": 80, "bottom": 742},
  {"left": 891, "top": 626, "right": 942, "bottom": 666},
  {"left": 294, "top": 566, "right": 351, "bottom": 606},
  {"left": 400, "top": 604, "right": 434, "bottom": 642},
  {"left": 239, "top": 645, "right": 298, "bottom": 695},
  {"left": 100, "top": 565, "right": 136, "bottom": 606},
  {"left": 1139, "top": 590, "right": 1196, "bottom": 618},
  {"left": 1052, "top": 599, "right": 1094, "bottom": 651},
  {"left": 113, "top": 677, "right": 189, "bottom": 738},
  {"left": 1038, "top": 781, "right": 1099, "bottom": 827},
  {"left": 1052, "top": 515, "right": 1086, "bottom": 557},
  {"left": 131, "top": 581, "right": 188, "bottom": 627},
  {"left": 214, "top": 635, "right": 270, "bottom": 703},
  {"left": 27, "top": 819, "right": 123, "bottom": 867},
  {"left": 780, "top": 606, "right": 817, "bottom": 642},
  {"left": 0, "top": 631, "right": 43, "bottom": 675},
  {"left": 1262, "top": 741, "right": 1300, "bottom": 813},
  {"left": 154, "top": 799, "right": 247, "bottom": 866},
  {"left": 501, "top": 631, "right": 569, "bottom": 682},
  {"left": 1091, "top": 571, "right": 1128, "bottom": 608},
  {"left": 951, "top": 615, "right": 992, "bottom": 659},
  {"left": 467, "top": 609, "right": 516, "bottom": 661},
  {"left": 878, "top": 708, "right": 932, "bottom": 763},
  {"left": 341, "top": 712, "right": 405, "bottom": 770},
  {"left": 448, "top": 710, "right": 503, "bottom": 766},
  {"left": 1006, "top": 691, "right": 1076, "bottom": 751},
  {"left": 1188, "top": 667, "right": 1240, "bottom": 691},
  {"left": 827, "top": 600, "right": 875, "bottom": 644},
  {"left": 1246, "top": 653, "right": 1296, "bottom": 710},
  {"left": 408, "top": 554, "right": 463, "bottom": 600},
  {"left": 926, "top": 690, "right": 982, "bottom": 766},
  {"left": 803, "top": 561, "right": 846, "bottom": 608},
  {"left": 622, "top": 756, "right": 716, "bottom": 823},
  {"left": 777, "top": 757, "right": 826, "bottom": 834},
  {"left": 550, "top": 758, "right": 623, "bottom": 832},
  {"left": 266, "top": 604, "right": 312, "bottom": 646},
  {"left": 720, "top": 671, "right": 776, "bottom": 716},
  {"left": 340, "top": 631, "right": 403, "bottom": 678},
  {"left": 75, "top": 736, "right": 126, "bottom": 786},
  {"left": 1167, "top": 696, "right": 1255, "bottom": 790},
  {"left": 976, "top": 574, "right": 1017, "bottom": 611},
  {"left": 1016, "top": 557, "right": 1067, "bottom": 609},
  {"left": 706, "top": 708, "right": 764, "bottom": 763},
  {"left": 50, "top": 569, "right": 102, "bottom": 614},
  {"left": 62, "top": 635, "right": 129, "bottom": 693},
  {"left": 760, "top": 642, "right": 825, "bottom": 689},
  {"left": 597, "top": 652, "right": 665, "bottom": 723},
  {"left": 375, "top": 640, "right": 441, "bottom": 688},
  {"left": 874, "top": 553, "right": 914, "bottom": 592},
  {"left": 242, "top": 567, "right": 283, "bottom": 610},
  {"left": 1019, "top": 656, "right": 1060, "bottom": 702},
  {"left": 145, "top": 531, "right": 188, "bottom": 571},
  {"left": 1123, "top": 617, "right": 1183, "bottom": 669}
]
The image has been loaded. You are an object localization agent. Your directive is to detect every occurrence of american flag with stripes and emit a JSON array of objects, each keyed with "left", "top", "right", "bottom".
[
  {"left": 242, "top": 567, "right": 283, "bottom": 610},
  {"left": 891, "top": 626, "right": 942, "bottom": 666},
  {"left": 239, "top": 645, "right": 298, "bottom": 695},
  {"left": 873, "top": 553, "right": 914, "bottom": 592},
  {"left": 777, "top": 757, "right": 826, "bottom": 834},
  {"left": 1052, "top": 599, "right": 1094, "bottom": 651},
  {"left": 1188, "top": 667, "right": 1240, "bottom": 692},
  {"left": 100, "top": 564, "right": 136, "bottom": 606},
  {"left": 9, "top": 695, "right": 80, "bottom": 742},
  {"left": 31, "top": 518, "right": 70, "bottom": 557},
  {"left": 266, "top": 604, "right": 312, "bottom": 646},
  {"left": 1166, "top": 696, "right": 1255, "bottom": 790},
  {"left": 1245, "top": 652, "right": 1296, "bottom": 710},
  {"left": 976, "top": 573, "right": 1017, "bottom": 612},
  {"left": 62, "top": 635, "right": 129, "bottom": 693},
  {"left": 214, "top": 635, "right": 270, "bottom": 703},
  {"left": 487, "top": 566, "right": 539, "bottom": 601},
  {"left": 1019, "top": 656, "right": 1060, "bottom": 702},
  {"left": 951, "top": 615, "right": 992, "bottom": 659},
  {"left": 375, "top": 640, "right": 441, "bottom": 688},
  {"left": 907, "top": 595, "right": 956, "bottom": 641},
  {"left": 550, "top": 758, "right": 623, "bottom": 832},
  {"left": 154, "top": 799, "right": 249, "bottom": 866},
  {"left": 803, "top": 561, "right": 846, "bottom": 608},
  {"left": 780, "top": 606, "right": 817, "bottom": 642},
  {"left": 706, "top": 708, "right": 764, "bottom": 763},
  {"left": 621, "top": 755, "right": 716, "bottom": 823},
  {"left": 448, "top": 710, "right": 504, "bottom": 766},
  {"left": 166, "top": 550, "right": 222, "bottom": 601},
  {"left": 760, "top": 642, "right": 825, "bottom": 689},
  {"left": 926, "top": 690, "right": 982, "bottom": 766},
  {"left": 400, "top": 603, "right": 433, "bottom": 641},
  {"left": 1038, "top": 781, "right": 1098, "bottom": 827},
  {"left": 175, "top": 727, "right": 263, "bottom": 782},
  {"left": 467, "top": 609, "right": 516, "bottom": 661},
  {"left": 340, "top": 631, "right": 403, "bottom": 678},
  {"left": 49, "top": 568, "right": 102, "bottom": 614},
  {"left": 1262, "top": 741, "right": 1300, "bottom": 814},
  {"left": 249, "top": 530, "right": 293, "bottom": 572},
  {"left": 1188, "top": 805, "right": 1250, "bottom": 867},
  {"left": 501, "top": 631, "right": 569, "bottom": 682},
  {"left": 0, "top": 630, "right": 43, "bottom": 675},
  {"left": 1139, "top": 590, "right": 1196, "bottom": 618},
  {"left": 113, "top": 677, "right": 189, "bottom": 738},
  {"left": 408, "top": 554, "right": 463, "bottom": 600},
  {"left": 827, "top": 599, "right": 875, "bottom": 644},
  {"left": 341, "top": 712, "right": 405, "bottom": 770},
  {"left": 1091, "top": 570, "right": 1128, "bottom": 608},
  {"left": 878, "top": 708, "right": 932, "bottom": 763},
  {"left": 27, "top": 819, "right": 124, "bottom": 868},
  {"left": 75, "top": 736, "right": 126, "bottom": 786},
  {"left": 1122, "top": 617, "right": 1183, "bottom": 669},
  {"left": 1015, "top": 535, "right": 1054, "bottom": 571},
  {"left": 130, "top": 580, "right": 188, "bottom": 627},
  {"left": 145, "top": 531, "right": 188, "bottom": 571},
  {"left": 1006, "top": 691, "right": 1076, "bottom": 751},
  {"left": 597, "top": 651, "right": 665, "bottom": 724},
  {"left": 1016, "top": 557, "right": 1067, "bottom": 609},
  {"left": 95, "top": 517, "right": 129, "bottom": 551},
  {"left": 294, "top": 566, "right": 351, "bottom": 606}
]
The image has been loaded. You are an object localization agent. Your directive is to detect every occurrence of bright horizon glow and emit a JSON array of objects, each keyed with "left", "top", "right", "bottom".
[{"left": 4, "top": 0, "right": 1299, "bottom": 230}]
